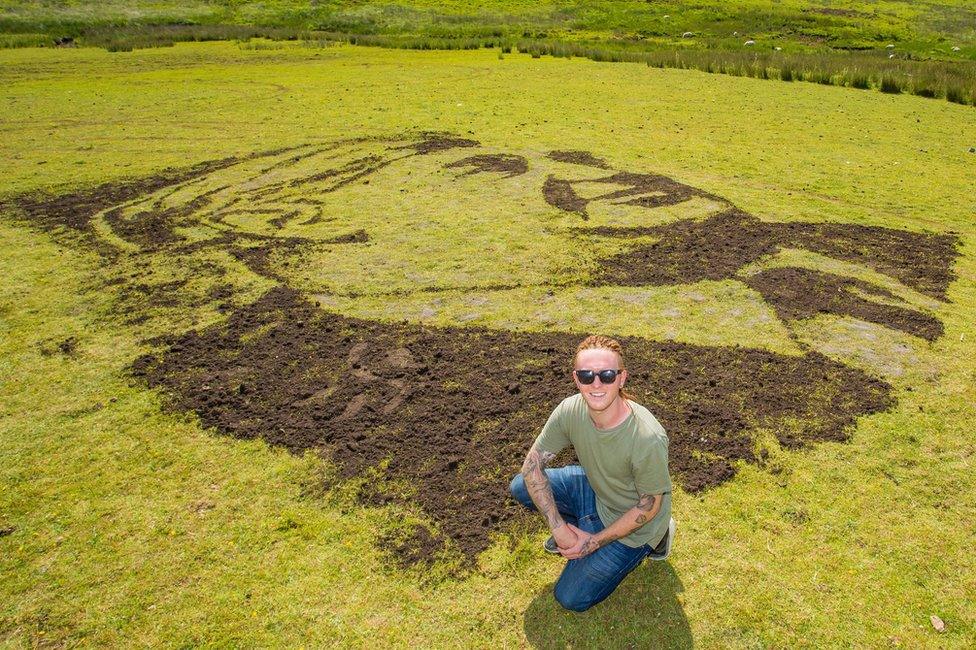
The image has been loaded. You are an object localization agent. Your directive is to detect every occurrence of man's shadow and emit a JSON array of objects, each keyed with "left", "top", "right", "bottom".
[{"left": 523, "top": 561, "right": 692, "bottom": 649}]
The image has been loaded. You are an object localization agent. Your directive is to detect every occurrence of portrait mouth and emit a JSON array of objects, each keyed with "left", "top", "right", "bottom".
[{"left": 6, "top": 131, "right": 959, "bottom": 569}]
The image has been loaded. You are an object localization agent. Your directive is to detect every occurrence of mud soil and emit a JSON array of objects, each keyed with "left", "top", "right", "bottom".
[
  {"left": 2, "top": 155, "right": 245, "bottom": 253},
  {"left": 744, "top": 267, "right": 944, "bottom": 341},
  {"left": 3, "top": 156, "right": 240, "bottom": 235},
  {"left": 396, "top": 133, "right": 479, "bottom": 155},
  {"left": 57, "top": 337, "right": 77, "bottom": 356},
  {"left": 4, "top": 134, "right": 959, "bottom": 568},
  {"left": 546, "top": 150, "right": 610, "bottom": 169},
  {"left": 38, "top": 336, "right": 79, "bottom": 357},
  {"left": 377, "top": 524, "right": 453, "bottom": 569},
  {"left": 323, "top": 229, "right": 369, "bottom": 245},
  {"left": 543, "top": 172, "right": 720, "bottom": 217},
  {"left": 444, "top": 154, "right": 528, "bottom": 178},
  {"left": 595, "top": 209, "right": 958, "bottom": 338},
  {"left": 132, "top": 287, "right": 893, "bottom": 565},
  {"left": 3, "top": 132, "right": 474, "bottom": 249},
  {"left": 228, "top": 238, "right": 312, "bottom": 282},
  {"left": 542, "top": 176, "right": 589, "bottom": 216}
]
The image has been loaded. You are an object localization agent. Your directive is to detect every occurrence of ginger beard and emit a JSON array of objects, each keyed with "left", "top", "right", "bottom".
[{"left": 573, "top": 348, "right": 629, "bottom": 416}]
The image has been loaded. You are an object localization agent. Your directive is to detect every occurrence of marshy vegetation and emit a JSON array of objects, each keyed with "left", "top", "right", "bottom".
[{"left": 0, "top": 1, "right": 973, "bottom": 105}]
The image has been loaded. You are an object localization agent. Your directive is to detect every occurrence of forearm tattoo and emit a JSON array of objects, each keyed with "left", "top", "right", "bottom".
[
  {"left": 580, "top": 537, "right": 603, "bottom": 555},
  {"left": 634, "top": 493, "right": 658, "bottom": 525},
  {"left": 521, "top": 446, "right": 563, "bottom": 531}
]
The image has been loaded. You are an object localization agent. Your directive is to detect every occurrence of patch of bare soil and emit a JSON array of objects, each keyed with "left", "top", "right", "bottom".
[
  {"left": 118, "top": 279, "right": 188, "bottom": 309},
  {"left": 286, "top": 154, "right": 391, "bottom": 193},
  {"left": 777, "top": 220, "right": 958, "bottom": 301},
  {"left": 2, "top": 155, "right": 243, "bottom": 246},
  {"left": 131, "top": 287, "right": 893, "bottom": 566},
  {"left": 546, "top": 150, "right": 610, "bottom": 169},
  {"left": 543, "top": 172, "right": 721, "bottom": 217},
  {"left": 377, "top": 524, "right": 450, "bottom": 569},
  {"left": 227, "top": 237, "right": 312, "bottom": 282},
  {"left": 444, "top": 154, "right": 528, "bottom": 178},
  {"left": 396, "top": 132, "right": 480, "bottom": 155},
  {"left": 594, "top": 209, "right": 778, "bottom": 284},
  {"left": 4, "top": 134, "right": 958, "bottom": 569},
  {"left": 542, "top": 177, "right": 589, "bottom": 215},
  {"left": 593, "top": 209, "right": 959, "bottom": 338},
  {"left": 39, "top": 337, "right": 78, "bottom": 357},
  {"left": 744, "top": 267, "right": 944, "bottom": 341},
  {"left": 324, "top": 229, "right": 369, "bottom": 244},
  {"left": 58, "top": 337, "right": 77, "bottom": 356}
]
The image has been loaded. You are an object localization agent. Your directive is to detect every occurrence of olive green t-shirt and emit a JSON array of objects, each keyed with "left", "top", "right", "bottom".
[{"left": 535, "top": 394, "right": 672, "bottom": 549}]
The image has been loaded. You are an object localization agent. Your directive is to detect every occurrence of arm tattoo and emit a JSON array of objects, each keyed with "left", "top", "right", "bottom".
[
  {"left": 521, "top": 446, "right": 563, "bottom": 531},
  {"left": 635, "top": 493, "right": 658, "bottom": 525},
  {"left": 636, "top": 493, "right": 658, "bottom": 512},
  {"left": 581, "top": 537, "right": 602, "bottom": 555}
]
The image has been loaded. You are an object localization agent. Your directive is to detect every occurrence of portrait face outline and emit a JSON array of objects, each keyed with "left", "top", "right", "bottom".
[
  {"left": 83, "top": 133, "right": 952, "bottom": 350},
  {"left": 12, "top": 131, "right": 959, "bottom": 566}
]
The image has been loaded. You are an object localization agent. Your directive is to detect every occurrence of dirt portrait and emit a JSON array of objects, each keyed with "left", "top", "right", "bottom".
[{"left": 7, "top": 132, "right": 960, "bottom": 568}]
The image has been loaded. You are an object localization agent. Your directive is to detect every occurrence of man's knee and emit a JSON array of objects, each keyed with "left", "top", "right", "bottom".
[
  {"left": 553, "top": 582, "right": 595, "bottom": 613},
  {"left": 509, "top": 473, "right": 524, "bottom": 497},
  {"left": 509, "top": 473, "right": 531, "bottom": 507}
]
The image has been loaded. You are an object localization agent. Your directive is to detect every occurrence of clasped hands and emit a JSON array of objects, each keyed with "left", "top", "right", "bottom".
[{"left": 552, "top": 523, "right": 600, "bottom": 560}]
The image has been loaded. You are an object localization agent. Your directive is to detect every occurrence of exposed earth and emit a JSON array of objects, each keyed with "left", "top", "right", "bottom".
[
  {"left": 131, "top": 286, "right": 893, "bottom": 563},
  {"left": 587, "top": 208, "right": 955, "bottom": 341},
  {"left": 2, "top": 132, "right": 960, "bottom": 567}
]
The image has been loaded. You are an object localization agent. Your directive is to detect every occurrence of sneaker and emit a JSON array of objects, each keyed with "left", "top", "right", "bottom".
[
  {"left": 543, "top": 536, "right": 560, "bottom": 554},
  {"left": 647, "top": 517, "right": 676, "bottom": 561}
]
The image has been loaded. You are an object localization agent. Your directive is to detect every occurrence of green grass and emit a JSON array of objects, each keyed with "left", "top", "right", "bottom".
[
  {"left": 1, "top": 41, "right": 976, "bottom": 647},
  {"left": 1, "top": 1, "right": 975, "bottom": 106},
  {"left": 3, "top": 0, "right": 975, "bottom": 57}
]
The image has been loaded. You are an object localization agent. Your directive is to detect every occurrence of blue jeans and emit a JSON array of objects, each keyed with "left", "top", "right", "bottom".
[{"left": 510, "top": 465, "right": 651, "bottom": 612}]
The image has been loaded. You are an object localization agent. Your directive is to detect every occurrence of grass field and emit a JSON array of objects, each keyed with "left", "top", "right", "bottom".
[
  {"left": 2, "top": 1, "right": 975, "bottom": 106},
  {"left": 1, "top": 41, "right": 976, "bottom": 647},
  {"left": 2, "top": 0, "right": 975, "bottom": 54}
]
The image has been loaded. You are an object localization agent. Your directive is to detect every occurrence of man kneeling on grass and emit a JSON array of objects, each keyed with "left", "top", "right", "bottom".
[{"left": 510, "top": 335, "right": 672, "bottom": 612}]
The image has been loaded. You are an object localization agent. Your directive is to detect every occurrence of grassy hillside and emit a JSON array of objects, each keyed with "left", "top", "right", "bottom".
[
  {"left": 0, "top": 0, "right": 976, "bottom": 59},
  {"left": 1, "top": 41, "right": 975, "bottom": 647},
  {"left": 1, "top": 1, "right": 974, "bottom": 57},
  {"left": 2, "top": 1, "right": 974, "bottom": 107}
]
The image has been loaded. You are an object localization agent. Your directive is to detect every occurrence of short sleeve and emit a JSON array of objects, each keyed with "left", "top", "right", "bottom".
[
  {"left": 632, "top": 437, "right": 671, "bottom": 495},
  {"left": 534, "top": 399, "right": 571, "bottom": 455}
]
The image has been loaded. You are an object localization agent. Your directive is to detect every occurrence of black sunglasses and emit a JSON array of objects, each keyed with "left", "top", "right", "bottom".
[{"left": 574, "top": 369, "right": 623, "bottom": 385}]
